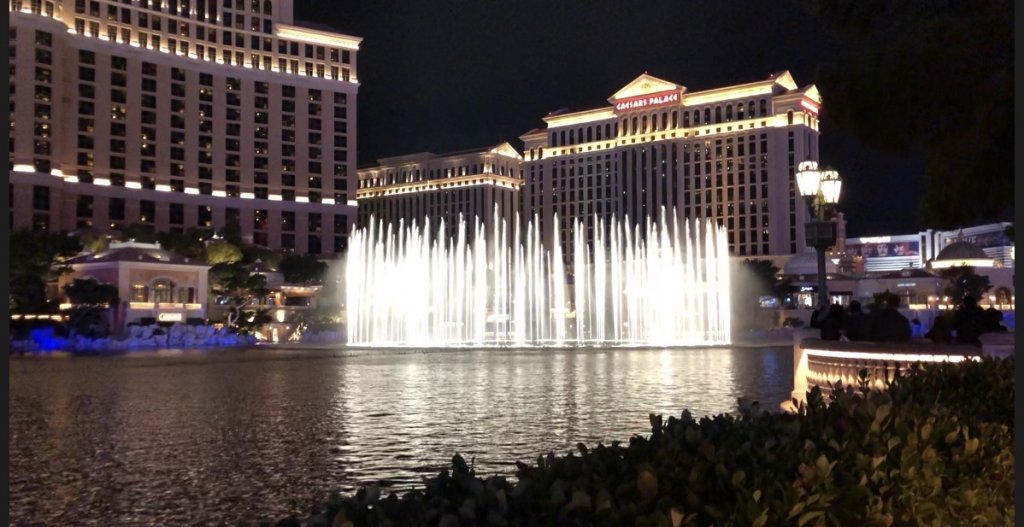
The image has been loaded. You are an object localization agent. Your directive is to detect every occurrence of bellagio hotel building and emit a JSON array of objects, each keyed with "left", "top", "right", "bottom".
[
  {"left": 9, "top": 0, "right": 360, "bottom": 255},
  {"left": 521, "top": 71, "right": 822, "bottom": 261}
]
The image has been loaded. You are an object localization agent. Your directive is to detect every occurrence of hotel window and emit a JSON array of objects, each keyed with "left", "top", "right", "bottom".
[
  {"left": 198, "top": 206, "right": 212, "bottom": 226},
  {"left": 169, "top": 203, "right": 184, "bottom": 225},
  {"left": 140, "top": 200, "right": 155, "bottom": 223},
  {"left": 109, "top": 197, "right": 125, "bottom": 221}
]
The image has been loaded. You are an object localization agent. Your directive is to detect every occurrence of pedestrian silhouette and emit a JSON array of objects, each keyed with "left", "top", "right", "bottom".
[
  {"left": 952, "top": 295, "right": 986, "bottom": 345},
  {"left": 844, "top": 300, "right": 869, "bottom": 341},
  {"left": 872, "top": 293, "right": 911, "bottom": 342},
  {"left": 925, "top": 315, "right": 952, "bottom": 344}
]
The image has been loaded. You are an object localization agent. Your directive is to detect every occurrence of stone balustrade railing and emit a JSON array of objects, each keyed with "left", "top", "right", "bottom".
[{"left": 790, "top": 329, "right": 1013, "bottom": 406}]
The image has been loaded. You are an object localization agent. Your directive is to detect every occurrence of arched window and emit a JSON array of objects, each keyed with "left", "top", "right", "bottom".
[
  {"left": 759, "top": 99, "right": 767, "bottom": 116},
  {"left": 263, "top": 0, "right": 272, "bottom": 15},
  {"left": 662, "top": 112, "right": 668, "bottom": 130},
  {"left": 693, "top": 110, "right": 700, "bottom": 125},
  {"left": 588, "top": 127, "right": 594, "bottom": 142},
  {"left": 683, "top": 112, "right": 690, "bottom": 128},
  {"left": 737, "top": 102, "right": 744, "bottom": 120},
  {"left": 748, "top": 100, "right": 756, "bottom": 117},
  {"left": 725, "top": 105, "right": 732, "bottom": 121},
  {"left": 595, "top": 126, "right": 602, "bottom": 141},
  {"left": 671, "top": 110, "right": 678, "bottom": 128},
  {"left": 560, "top": 130, "right": 566, "bottom": 146},
  {"left": 569, "top": 129, "right": 575, "bottom": 144},
  {"left": 714, "top": 106, "right": 722, "bottom": 123},
  {"left": 632, "top": 117, "right": 638, "bottom": 134},
  {"left": 605, "top": 123, "right": 611, "bottom": 138},
  {"left": 642, "top": 115, "right": 648, "bottom": 133},
  {"left": 151, "top": 278, "right": 174, "bottom": 303},
  {"left": 787, "top": 110, "right": 794, "bottom": 125},
  {"left": 703, "top": 108, "right": 710, "bottom": 125}
]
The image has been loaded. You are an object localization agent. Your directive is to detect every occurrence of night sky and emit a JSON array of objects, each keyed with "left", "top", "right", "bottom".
[{"left": 295, "top": 0, "right": 926, "bottom": 238}]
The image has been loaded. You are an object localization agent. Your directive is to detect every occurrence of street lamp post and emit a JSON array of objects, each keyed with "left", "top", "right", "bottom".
[{"left": 796, "top": 161, "right": 842, "bottom": 309}]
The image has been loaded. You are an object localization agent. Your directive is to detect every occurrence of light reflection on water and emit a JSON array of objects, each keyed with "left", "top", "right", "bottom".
[{"left": 9, "top": 345, "right": 791, "bottom": 525}]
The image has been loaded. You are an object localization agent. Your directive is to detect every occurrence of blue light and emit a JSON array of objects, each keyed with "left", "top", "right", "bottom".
[{"left": 30, "top": 327, "right": 64, "bottom": 351}]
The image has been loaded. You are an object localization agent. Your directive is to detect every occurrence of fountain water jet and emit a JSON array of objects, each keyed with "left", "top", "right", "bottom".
[{"left": 346, "top": 208, "right": 730, "bottom": 346}]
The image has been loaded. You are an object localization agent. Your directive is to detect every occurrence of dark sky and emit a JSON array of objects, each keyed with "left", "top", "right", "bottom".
[{"left": 295, "top": 0, "right": 926, "bottom": 238}]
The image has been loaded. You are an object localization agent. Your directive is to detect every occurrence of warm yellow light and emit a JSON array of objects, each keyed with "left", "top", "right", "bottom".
[
  {"left": 544, "top": 108, "right": 616, "bottom": 128},
  {"left": 804, "top": 347, "right": 973, "bottom": 364},
  {"left": 276, "top": 25, "right": 362, "bottom": 50},
  {"left": 819, "top": 169, "right": 842, "bottom": 204},
  {"left": 795, "top": 160, "right": 821, "bottom": 198},
  {"left": 683, "top": 83, "right": 773, "bottom": 106}
]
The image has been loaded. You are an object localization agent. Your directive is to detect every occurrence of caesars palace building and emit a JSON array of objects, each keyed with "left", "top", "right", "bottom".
[
  {"left": 358, "top": 71, "right": 823, "bottom": 262},
  {"left": 9, "top": 0, "right": 360, "bottom": 255},
  {"left": 521, "top": 72, "right": 822, "bottom": 261}
]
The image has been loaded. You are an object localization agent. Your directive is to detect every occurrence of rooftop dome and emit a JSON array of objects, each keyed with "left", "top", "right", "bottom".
[{"left": 931, "top": 241, "right": 994, "bottom": 268}]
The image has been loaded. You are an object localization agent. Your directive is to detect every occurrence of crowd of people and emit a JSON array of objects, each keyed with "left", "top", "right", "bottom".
[{"left": 810, "top": 294, "right": 1008, "bottom": 345}]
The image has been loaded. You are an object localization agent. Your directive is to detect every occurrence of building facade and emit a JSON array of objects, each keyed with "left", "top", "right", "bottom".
[
  {"left": 356, "top": 143, "right": 523, "bottom": 241},
  {"left": 845, "top": 222, "right": 1014, "bottom": 273},
  {"left": 59, "top": 241, "right": 210, "bottom": 324},
  {"left": 9, "top": 0, "right": 360, "bottom": 255},
  {"left": 520, "top": 72, "right": 821, "bottom": 262}
]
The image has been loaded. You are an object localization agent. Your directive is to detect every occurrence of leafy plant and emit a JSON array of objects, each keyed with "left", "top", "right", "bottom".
[
  {"left": 938, "top": 265, "right": 992, "bottom": 303},
  {"left": 209, "top": 262, "right": 269, "bottom": 330}
]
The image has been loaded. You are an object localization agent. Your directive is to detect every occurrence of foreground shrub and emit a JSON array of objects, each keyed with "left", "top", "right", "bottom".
[{"left": 272, "top": 358, "right": 1014, "bottom": 527}]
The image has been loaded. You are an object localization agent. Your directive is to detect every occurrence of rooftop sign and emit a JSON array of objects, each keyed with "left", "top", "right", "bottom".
[{"left": 614, "top": 90, "right": 680, "bottom": 112}]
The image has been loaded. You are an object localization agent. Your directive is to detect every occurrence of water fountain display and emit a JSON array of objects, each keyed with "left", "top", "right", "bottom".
[{"left": 345, "top": 209, "right": 731, "bottom": 346}]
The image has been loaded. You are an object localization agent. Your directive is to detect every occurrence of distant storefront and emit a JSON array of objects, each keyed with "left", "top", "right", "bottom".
[{"left": 59, "top": 241, "right": 210, "bottom": 325}]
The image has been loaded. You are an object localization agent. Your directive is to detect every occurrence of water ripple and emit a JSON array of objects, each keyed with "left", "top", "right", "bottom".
[{"left": 10, "top": 345, "right": 791, "bottom": 525}]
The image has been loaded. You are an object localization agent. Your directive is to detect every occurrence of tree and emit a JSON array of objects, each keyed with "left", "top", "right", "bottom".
[
  {"left": 117, "top": 222, "right": 159, "bottom": 243},
  {"left": 217, "top": 219, "right": 244, "bottom": 247},
  {"left": 62, "top": 278, "right": 120, "bottom": 339},
  {"left": 209, "top": 262, "right": 268, "bottom": 331},
  {"left": 9, "top": 230, "right": 83, "bottom": 313},
  {"left": 205, "top": 239, "right": 243, "bottom": 265},
  {"left": 157, "top": 228, "right": 213, "bottom": 260},
  {"left": 78, "top": 231, "right": 111, "bottom": 254},
  {"left": 279, "top": 253, "right": 328, "bottom": 285},
  {"left": 241, "top": 244, "right": 282, "bottom": 268},
  {"left": 63, "top": 278, "right": 119, "bottom": 307},
  {"left": 805, "top": 0, "right": 1012, "bottom": 228},
  {"left": 938, "top": 266, "right": 991, "bottom": 303}
]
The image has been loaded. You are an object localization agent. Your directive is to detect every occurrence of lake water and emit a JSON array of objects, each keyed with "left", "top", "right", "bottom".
[{"left": 9, "top": 345, "right": 792, "bottom": 525}]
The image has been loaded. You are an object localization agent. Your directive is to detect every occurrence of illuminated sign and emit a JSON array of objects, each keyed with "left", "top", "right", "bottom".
[
  {"left": 614, "top": 90, "right": 680, "bottom": 112},
  {"left": 157, "top": 313, "right": 183, "bottom": 322}
]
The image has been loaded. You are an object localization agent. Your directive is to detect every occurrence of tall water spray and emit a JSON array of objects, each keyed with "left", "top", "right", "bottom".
[{"left": 345, "top": 208, "right": 731, "bottom": 346}]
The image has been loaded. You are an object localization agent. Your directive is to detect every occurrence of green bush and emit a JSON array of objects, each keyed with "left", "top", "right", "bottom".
[{"left": 272, "top": 359, "right": 1014, "bottom": 527}]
